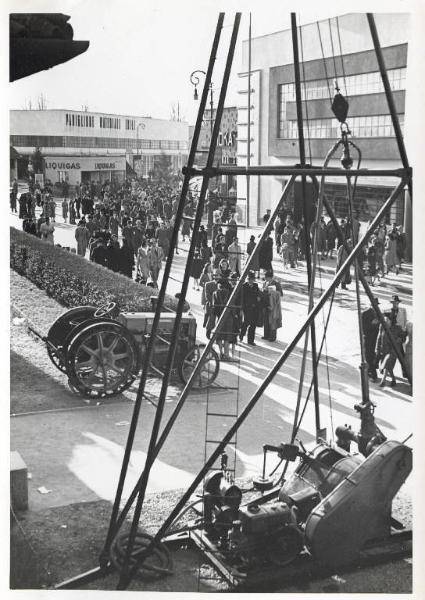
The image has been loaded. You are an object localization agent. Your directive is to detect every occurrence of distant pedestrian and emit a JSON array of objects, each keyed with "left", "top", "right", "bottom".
[
  {"left": 246, "top": 235, "right": 260, "bottom": 277},
  {"left": 136, "top": 241, "right": 150, "bottom": 284},
  {"left": 148, "top": 238, "right": 163, "bottom": 286},
  {"left": 376, "top": 314, "right": 406, "bottom": 388},
  {"left": 258, "top": 234, "right": 273, "bottom": 274},
  {"left": 119, "top": 238, "right": 134, "bottom": 278},
  {"left": 240, "top": 270, "right": 262, "bottom": 345},
  {"left": 39, "top": 217, "right": 55, "bottom": 244},
  {"left": 62, "top": 198, "right": 69, "bottom": 223},
  {"left": 75, "top": 220, "right": 90, "bottom": 257},
  {"left": 361, "top": 298, "right": 381, "bottom": 381}
]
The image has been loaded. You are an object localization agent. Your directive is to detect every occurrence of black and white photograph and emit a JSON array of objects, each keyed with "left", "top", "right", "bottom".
[{"left": 5, "top": 0, "right": 424, "bottom": 595}]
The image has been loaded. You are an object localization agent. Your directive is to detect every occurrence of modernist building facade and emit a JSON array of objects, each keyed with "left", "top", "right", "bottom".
[
  {"left": 10, "top": 109, "right": 189, "bottom": 189},
  {"left": 237, "top": 13, "right": 410, "bottom": 226}
]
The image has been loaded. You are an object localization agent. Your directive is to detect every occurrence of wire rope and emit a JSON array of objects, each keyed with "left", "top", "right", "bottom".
[
  {"left": 316, "top": 21, "right": 333, "bottom": 105},
  {"left": 327, "top": 18, "right": 340, "bottom": 92},
  {"left": 336, "top": 16, "right": 349, "bottom": 99}
]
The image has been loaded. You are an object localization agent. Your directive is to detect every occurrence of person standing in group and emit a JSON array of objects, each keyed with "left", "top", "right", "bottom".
[
  {"left": 148, "top": 238, "right": 164, "bottom": 287},
  {"left": 228, "top": 236, "right": 242, "bottom": 276},
  {"left": 384, "top": 232, "right": 399, "bottom": 275},
  {"left": 75, "top": 194, "right": 81, "bottom": 219},
  {"left": 375, "top": 313, "right": 406, "bottom": 388},
  {"left": 240, "top": 270, "right": 262, "bottom": 346},
  {"left": 280, "top": 224, "right": 297, "bottom": 269},
  {"left": 136, "top": 240, "right": 150, "bottom": 284},
  {"left": 361, "top": 297, "right": 381, "bottom": 382},
  {"left": 69, "top": 199, "right": 76, "bottom": 225},
  {"left": 336, "top": 238, "right": 352, "bottom": 289},
  {"left": 118, "top": 238, "right": 134, "bottom": 278},
  {"left": 262, "top": 283, "right": 282, "bottom": 342},
  {"left": 204, "top": 268, "right": 219, "bottom": 339},
  {"left": 326, "top": 219, "right": 337, "bottom": 259},
  {"left": 258, "top": 233, "right": 274, "bottom": 275},
  {"left": 389, "top": 294, "right": 408, "bottom": 378},
  {"left": 191, "top": 249, "right": 204, "bottom": 290},
  {"left": 246, "top": 235, "right": 260, "bottom": 278},
  {"left": 212, "top": 280, "right": 233, "bottom": 360},
  {"left": 39, "top": 216, "right": 55, "bottom": 244},
  {"left": 75, "top": 220, "right": 90, "bottom": 257},
  {"left": 181, "top": 212, "right": 192, "bottom": 242},
  {"left": 61, "top": 198, "right": 69, "bottom": 223}
]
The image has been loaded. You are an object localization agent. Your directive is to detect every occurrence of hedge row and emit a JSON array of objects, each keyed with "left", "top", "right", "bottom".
[{"left": 10, "top": 227, "right": 182, "bottom": 313}]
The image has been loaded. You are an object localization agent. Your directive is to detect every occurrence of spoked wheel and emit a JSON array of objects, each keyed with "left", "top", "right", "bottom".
[
  {"left": 66, "top": 321, "right": 139, "bottom": 398},
  {"left": 179, "top": 344, "right": 220, "bottom": 389},
  {"left": 46, "top": 306, "right": 97, "bottom": 372}
]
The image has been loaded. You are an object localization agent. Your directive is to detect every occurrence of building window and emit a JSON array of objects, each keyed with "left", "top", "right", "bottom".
[
  {"left": 125, "top": 118, "right": 135, "bottom": 130},
  {"left": 278, "top": 114, "right": 404, "bottom": 139},
  {"left": 100, "top": 116, "right": 121, "bottom": 129},
  {"left": 57, "top": 171, "right": 67, "bottom": 182},
  {"left": 65, "top": 113, "right": 95, "bottom": 128}
]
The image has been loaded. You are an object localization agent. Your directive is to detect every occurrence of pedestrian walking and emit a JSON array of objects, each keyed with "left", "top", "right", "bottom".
[
  {"left": 375, "top": 314, "right": 406, "bottom": 388},
  {"left": 118, "top": 238, "right": 134, "bottom": 278},
  {"left": 136, "top": 241, "right": 150, "bottom": 284},
  {"left": 228, "top": 236, "right": 242, "bottom": 276},
  {"left": 75, "top": 220, "right": 90, "bottom": 257},
  {"left": 258, "top": 234, "right": 274, "bottom": 275},
  {"left": 61, "top": 198, "right": 69, "bottom": 223},
  {"left": 361, "top": 298, "right": 381, "bottom": 381},
  {"left": 39, "top": 216, "right": 55, "bottom": 244},
  {"left": 148, "top": 238, "right": 163, "bottom": 287},
  {"left": 240, "top": 270, "right": 262, "bottom": 345},
  {"left": 246, "top": 235, "right": 260, "bottom": 277}
]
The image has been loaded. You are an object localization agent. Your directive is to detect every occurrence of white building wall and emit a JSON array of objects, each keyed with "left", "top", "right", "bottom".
[
  {"left": 10, "top": 110, "right": 189, "bottom": 142},
  {"left": 237, "top": 13, "right": 410, "bottom": 224}
]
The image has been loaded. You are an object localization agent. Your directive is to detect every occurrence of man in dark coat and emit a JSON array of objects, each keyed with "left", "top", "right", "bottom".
[
  {"left": 119, "top": 239, "right": 134, "bottom": 277},
  {"left": 240, "top": 270, "right": 262, "bottom": 345},
  {"left": 258, "top": 234, "right": 274, "bottom": 274},
  {"left": 91, "top": 239, "right": 108, "bottom": 267},
  {"left": 361, "top": 297, "right": 381, "bottom": 381}
]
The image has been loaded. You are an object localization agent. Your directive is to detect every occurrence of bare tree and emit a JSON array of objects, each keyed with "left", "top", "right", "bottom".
[{"left": 37, "top": 93, "right": 47, "bottom": 110}]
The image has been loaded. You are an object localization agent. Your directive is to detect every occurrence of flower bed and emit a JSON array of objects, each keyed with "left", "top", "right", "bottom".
[{"left": 10, "top": 226, "right": 182, "bottom": 312}]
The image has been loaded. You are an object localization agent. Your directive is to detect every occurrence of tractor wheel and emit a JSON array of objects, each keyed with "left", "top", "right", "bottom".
[
  {"left": 179, "top": 344, "right": 220, "bottom": 389},
  {"left": 65, "top": 321, "right": 139, "bottom": 398},
  {"left": 46, "top": 306, "right": 97, "bottom": 372}
]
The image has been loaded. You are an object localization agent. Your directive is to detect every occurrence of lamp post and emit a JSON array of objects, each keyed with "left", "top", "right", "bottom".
[
  {"left": 190, "top": 69, "right": 216, "bottom": 238},
  {"left": 190, "top": 69, "right": 214, "bottom": 136},
  {"left": 136, "top": 122, "right": 145, "bottom": 177}
]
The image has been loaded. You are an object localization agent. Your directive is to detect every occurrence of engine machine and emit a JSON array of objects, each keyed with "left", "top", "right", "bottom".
[{"left": 196, "top": 436, "right": 411, "bottom": 579}]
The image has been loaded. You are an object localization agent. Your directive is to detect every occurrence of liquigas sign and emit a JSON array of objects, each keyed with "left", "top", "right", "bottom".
[{"left": 44, "top": 156, "right": 125, "bottom": 171}]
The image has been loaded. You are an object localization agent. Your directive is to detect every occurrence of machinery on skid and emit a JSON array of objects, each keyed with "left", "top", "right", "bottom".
[{"left": 36, "top": 301, "right": 220, "bottom": 398}]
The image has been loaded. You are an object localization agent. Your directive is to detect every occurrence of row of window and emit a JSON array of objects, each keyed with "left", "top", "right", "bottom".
[
  {"left": 278, "top": 114, "right": 404, "bottom": 139},
  {"left": 279, "top": 67, "right": 406, "bottom": 103},
  {"left": 125, "top": 118, "right": 135, "bottom": 130},
  {"left": 99, "top": 116, "right": 121, "bottom": 129},
  {"left": 11, "top": 135, "right": 189, "bottom": 151},
  {"left": 65, "top": 113, "right": 95, "bottom": 127}
]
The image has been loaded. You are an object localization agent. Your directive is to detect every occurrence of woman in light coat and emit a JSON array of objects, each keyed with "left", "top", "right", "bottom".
[{"left": 136, "top": 240, "right": 150, "bottom": 284}]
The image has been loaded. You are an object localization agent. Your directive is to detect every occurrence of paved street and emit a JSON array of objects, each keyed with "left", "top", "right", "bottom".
[{"left": 10, "top": 200, "right": 413, "bottom": 513}]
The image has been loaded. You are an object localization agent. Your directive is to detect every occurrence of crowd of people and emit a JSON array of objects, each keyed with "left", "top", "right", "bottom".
[{"left": 12, "top": 174, "right": 411, "bottom": 374}]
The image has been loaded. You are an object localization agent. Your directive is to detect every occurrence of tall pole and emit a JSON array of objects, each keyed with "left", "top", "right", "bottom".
[
  {"left": 246, "top": 12, "right": 252, "bottom": 226},
  {"left": 291, "top": 12, "right": 321, "bottom": 438},
  {"left": 116, "top": 13, "right": 241, "bottom": 589}
]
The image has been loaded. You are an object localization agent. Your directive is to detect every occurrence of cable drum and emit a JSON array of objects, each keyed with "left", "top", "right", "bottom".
[{"left": 109, "top": 531, "right": 173, "bottom": 580}]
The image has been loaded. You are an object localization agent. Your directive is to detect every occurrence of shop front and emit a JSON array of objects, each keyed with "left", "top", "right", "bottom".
[{"left": 44, "top": 155, "right": 126, "bottom": 189}]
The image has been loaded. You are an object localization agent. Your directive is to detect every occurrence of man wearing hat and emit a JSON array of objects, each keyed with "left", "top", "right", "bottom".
[
  {"left": 361, "top": 297, "right": 381, "bottom": 381},
  {"left": 390, "top": 295, "right": 408, "bottom": 377},
  {"left": 240, "top": 271, "right": 262, "bottom": 345}
]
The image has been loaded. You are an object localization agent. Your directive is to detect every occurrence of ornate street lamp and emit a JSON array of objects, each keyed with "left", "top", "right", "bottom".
[{"left": 190, "top": 69, "right": 214, "bottom": 135}]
